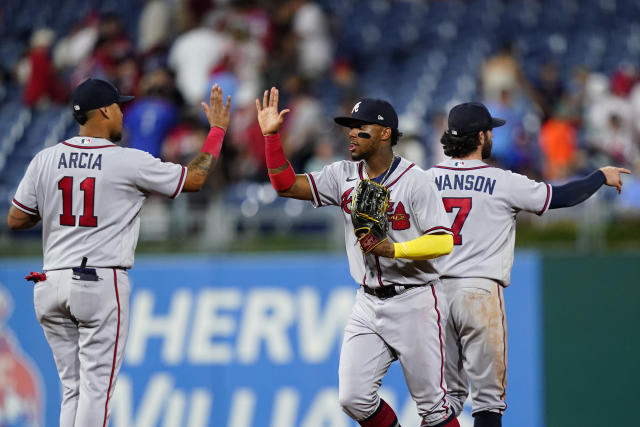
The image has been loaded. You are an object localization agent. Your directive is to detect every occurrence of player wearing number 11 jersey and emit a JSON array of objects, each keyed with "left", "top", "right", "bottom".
[
  {"left": 7, "top": 78, "right": 231, "bottom": 427},
  {"left": 425, "top": 102, "right": 630, "bottom": 427}
]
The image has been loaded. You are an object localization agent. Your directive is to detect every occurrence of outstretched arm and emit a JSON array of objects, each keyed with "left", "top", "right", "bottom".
[
  {"left": 256, "top": 87, "right": 313, "bottom": 200},
  {"left": 549, "top": 166, "right": 630, "bottom": 209},
  {"left": 183, "top": 84, "right": 231, "bottom": 192}
]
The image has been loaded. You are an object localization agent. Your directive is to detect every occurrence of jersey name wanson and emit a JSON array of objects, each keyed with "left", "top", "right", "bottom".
[
  {"left": 434, "top": 173, "right": 496, "bottom": 195},
  {"left": 57, "top": 152, "right": 103, "bottom": 170}
]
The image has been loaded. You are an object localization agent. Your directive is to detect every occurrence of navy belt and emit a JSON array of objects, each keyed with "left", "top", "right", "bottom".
[{"left": 362, "top": 284, "right": 425, "bottom": 299}]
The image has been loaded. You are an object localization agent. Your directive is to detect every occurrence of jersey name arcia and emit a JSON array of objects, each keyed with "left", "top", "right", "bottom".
[{"left": 57, "top": 152, "right": 103, "bottom": 170}]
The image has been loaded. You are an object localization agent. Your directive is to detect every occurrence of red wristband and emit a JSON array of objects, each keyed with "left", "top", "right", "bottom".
[
  {"left": 265, "top": 133, "right": 288, "bottom": 169},
  {"left": 202, "top": 126, "right": 225, "bottom": 159},
  {"left": 268, "top": 163, "right": 296, "bottom": 191}
]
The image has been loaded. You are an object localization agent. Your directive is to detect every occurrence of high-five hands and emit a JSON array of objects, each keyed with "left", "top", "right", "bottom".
[
  {"left": 256, "top": 87, "right": 290, "bottom": 135},
  {"left": 202, "top": 84, "right": 231, "bottom": 131}
]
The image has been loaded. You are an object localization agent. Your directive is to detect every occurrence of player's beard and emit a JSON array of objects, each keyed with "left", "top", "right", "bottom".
[{"left": 481, "top": 133, "right": 492, "bottom": 159}]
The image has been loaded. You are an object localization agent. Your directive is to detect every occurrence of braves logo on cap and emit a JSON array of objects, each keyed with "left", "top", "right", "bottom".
[
  {"left": 335, "top": 98, "right": 400, "bottom": 130},
  {"left": 0, "top": 286, "right": 44, "bottom": 426}
]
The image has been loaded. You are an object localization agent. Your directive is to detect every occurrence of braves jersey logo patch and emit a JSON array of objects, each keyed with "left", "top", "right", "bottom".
[
  {"left": 387, "top": 201, "right": 410, "bottom": 230},
  {"left": 341, "top": 187, "right": 354, "bottom": 214}
]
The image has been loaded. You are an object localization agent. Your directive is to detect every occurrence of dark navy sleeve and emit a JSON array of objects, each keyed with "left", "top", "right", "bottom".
[{"left": 549, "top": 170, "right": 606, "bottom": 209}]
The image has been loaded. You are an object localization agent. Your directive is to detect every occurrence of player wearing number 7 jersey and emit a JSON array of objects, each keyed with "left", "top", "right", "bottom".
[
  {"left": 424, "top": 102, "right": 630, "bottom": 427},
  {"left": 7, "top": 78, "right": 231, "bottom": 427}
]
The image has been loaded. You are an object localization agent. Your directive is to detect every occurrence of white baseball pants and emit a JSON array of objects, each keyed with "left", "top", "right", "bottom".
[
  {"left": 33, "top": 268, "right": 130, "bottom": 427},
  {"left": 338, "top": 284, "right": 454, "bottom": 426},
  {"left": 441, "top": 277, "right": 507, "bottom": 416}
]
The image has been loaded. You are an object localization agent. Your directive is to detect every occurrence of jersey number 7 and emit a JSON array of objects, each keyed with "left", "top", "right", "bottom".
[
  {"left": 58, "top": 176, "right": 98, "bottom": 227},
  {"left": 442, "top": 197, "right": 472, "bottom": 245}
]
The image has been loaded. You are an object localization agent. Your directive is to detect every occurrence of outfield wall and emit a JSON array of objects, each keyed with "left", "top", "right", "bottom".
[
  {"left": 542, "top": 253, "right": 640, "bottom": 427},
  {"left": 1, "top": 252, "right": 545, "bottom": 426}
]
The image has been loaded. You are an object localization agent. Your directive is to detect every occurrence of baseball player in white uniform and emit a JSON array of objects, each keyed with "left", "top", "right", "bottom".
[
  {"left": 7, "top": 78, "right": 231, "bottom": 427},
  {"left": 424, "top": 102, "right": 630, "bottom": 427},
  {"left": 255, "top": 87, "right": 461, "bottom": 427}
]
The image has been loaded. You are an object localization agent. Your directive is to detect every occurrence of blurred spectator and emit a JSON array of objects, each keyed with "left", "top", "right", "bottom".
[
  {"left": 427, "top": 111, "right": 449, "bottom": 166},
  {"left": 168, "top": 5, "right": 230, "bottom": 106},
  {"left": 585, "top": 72, "right": 636, "bottom": 167},
  {"left": 396, "top": 114, "right": 427, "bottom": 168},
  {"left": 230, "top": 0, "right": 274, "bottom": 52},
  {"left": 485, "top": 89, "right": 533, "bottom": 172},
  {"left": 138, "top": 0, "right": 173, "bottom": 55},
  {"left": 629, "top": 81, "right": 640, "bottom": 141},
  {"left": 290, "top": 0, "right": 332, "bottom": 80},
  {"left": 21, "top": 28, "right": 67, "bottom": 107},
  {"left": 610, "top": 65, "right": 637, "bottom": 98},
  {"left": 532, "top": 61, "right": 566, "bottom": 121},
  {"left": 599, "top": 113, "right": 637, "bottom": 166},
  {"left": 227, "top": 99, "right": 267, "bottom": 182},
  {"left": 305, "top": 138, "right": 341, "bottom": 172},
  {"left": 565, "top": 66, "right": 591, "bottom": 120},
  {"left": 481, "top": 42, "right": 523, "bottom": 103},
  {"left": 280, "top": 76, "right": 327, "bottom": 171},
  {"left": 53, "top": 14, "right": 99, "bottom": 72},
  {"left": 539, "top": 107, "right": 578, "bottom": 180},
  {"left": 123, "top": 69, "right": 179, "bottom": 158},
  {"left": 162, "top": 114, "right": 207, "bottom": 165},
  {"left": 222, "top": 14, "right": 265, "bottom": 106},
  {"left": 92, "top": 13, "right": 135, "bottom": 80}
]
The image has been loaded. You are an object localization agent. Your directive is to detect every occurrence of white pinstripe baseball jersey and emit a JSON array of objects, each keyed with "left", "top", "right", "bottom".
[
  {"left": 424, "top": 158, "right": 551, "bottom": 286},
  {"left": 307, "top": 157, "right": 453, "bottom": 287},
  {"left": 12, "top": 136, "right": 186, "bottom": 270}
]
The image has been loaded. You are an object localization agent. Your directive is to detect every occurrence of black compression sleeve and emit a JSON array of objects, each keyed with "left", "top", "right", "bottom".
[{"left": 549, "top": 170, "right": 606, "bottom": 209}]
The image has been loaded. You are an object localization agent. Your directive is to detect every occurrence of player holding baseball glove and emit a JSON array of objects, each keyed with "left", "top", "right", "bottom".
[{"left": 257, "top": 87, "right": 459, "bottom": 427}]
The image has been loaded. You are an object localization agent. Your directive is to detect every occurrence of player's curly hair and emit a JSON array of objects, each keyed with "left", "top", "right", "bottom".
[
  {"left": 440, "top": 130, "right": 484, "bottom": 158},
  {"left": 391, "top": 128, "right": 401, "bottom": 146}
]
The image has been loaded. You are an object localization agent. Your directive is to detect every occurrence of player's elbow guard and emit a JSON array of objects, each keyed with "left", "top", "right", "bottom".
[{"left": 393, "top": 233, "right": 453, "bottom": 260}]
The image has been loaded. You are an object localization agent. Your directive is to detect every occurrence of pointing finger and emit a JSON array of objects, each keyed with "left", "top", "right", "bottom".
[
  {"left": 255, "top": 98, "right": 261, "bottom": 112},
  {"left": 263, "top": 90, "right": 268, "bottom": 110},
  {"left": 619, "top": 168, "right": 631, "bottom": 174}
]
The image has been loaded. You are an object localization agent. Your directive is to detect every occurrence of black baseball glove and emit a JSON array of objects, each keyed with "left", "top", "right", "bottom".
[{"left": 350, "top": 179, "right": 390, "bottom": 253}]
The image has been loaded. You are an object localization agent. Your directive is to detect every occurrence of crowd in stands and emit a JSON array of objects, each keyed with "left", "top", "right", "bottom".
[{"left": 5, "top": 0, "right": 640, "bottom": 205}]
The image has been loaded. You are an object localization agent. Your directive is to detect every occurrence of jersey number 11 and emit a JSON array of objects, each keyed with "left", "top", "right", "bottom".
[{"left": 58, "top": 176, "right": 98, "bottom": 227}]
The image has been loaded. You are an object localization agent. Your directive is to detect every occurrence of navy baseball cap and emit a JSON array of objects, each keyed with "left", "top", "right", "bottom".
[
  {"left": 334, "top": 98, "right": 399, "bottom": 130},
  {"left": 447, "top": 102, "right": 506, "bottom": 136},
  {"left": 71, "top": 78, "right": 134, "bottom": 113}
]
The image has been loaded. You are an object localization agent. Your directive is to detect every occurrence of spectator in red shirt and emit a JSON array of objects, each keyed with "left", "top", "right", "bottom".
[{"left": 22, "top": 28, "right": 67, "bottom": 107}]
